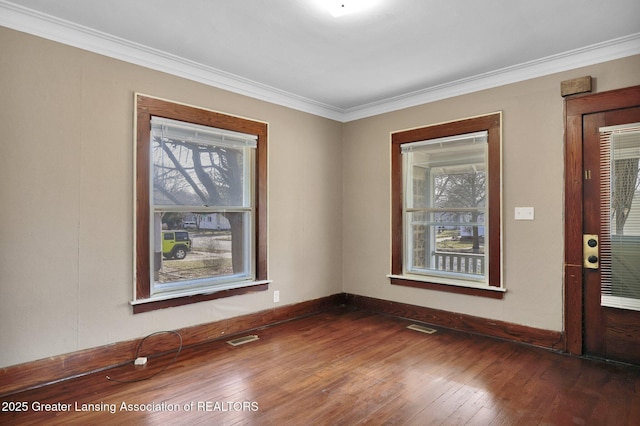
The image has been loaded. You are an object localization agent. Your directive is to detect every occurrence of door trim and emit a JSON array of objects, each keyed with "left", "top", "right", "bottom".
[{"left": 564, "top": 85, "right": 640, "bottom": 355}]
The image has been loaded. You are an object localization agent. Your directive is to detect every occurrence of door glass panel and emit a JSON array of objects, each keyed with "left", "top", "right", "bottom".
[{"left": 600, "top": 123, "right": 640, "bottom": 310}]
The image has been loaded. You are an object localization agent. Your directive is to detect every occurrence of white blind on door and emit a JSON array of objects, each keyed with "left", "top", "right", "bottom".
[{"left": 599, "top": 123, "right": 640, "bottom": 311}]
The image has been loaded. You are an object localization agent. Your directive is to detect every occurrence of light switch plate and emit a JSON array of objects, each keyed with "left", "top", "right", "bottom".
[{"left": 515, "top": 207, "right": 534, "bottom": 220}]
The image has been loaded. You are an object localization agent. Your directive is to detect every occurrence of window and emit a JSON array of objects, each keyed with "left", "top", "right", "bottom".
[
  {"left": 133, "top": 95, "right": 268, "bottom": 313},
  {"left": 599, "top": 123, "right": 640, "bottom": 310},
  {"left": 390, "top": 113, "right": 503, "bottom": 298}
]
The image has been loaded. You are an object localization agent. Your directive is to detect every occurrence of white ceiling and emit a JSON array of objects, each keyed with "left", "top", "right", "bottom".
[{"left": 2, "top": 0, "right": 639, "bottom": 121}]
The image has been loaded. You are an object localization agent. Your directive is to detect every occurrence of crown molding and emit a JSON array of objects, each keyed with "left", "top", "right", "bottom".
[
  {"left": 342, "top": 32, "right": 640, "bottom": 122},
  {"left": 0, "top": 0, "right": 345, "bottom": 121},
  {"left": 1, "top": 0, "right": 639, "bottom": 123}
]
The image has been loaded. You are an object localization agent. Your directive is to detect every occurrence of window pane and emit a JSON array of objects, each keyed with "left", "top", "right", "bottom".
[
  {"left": 406, "top": 135, "right": 486, "bottom": 210},
  {"left": 601, "top": 125, "right": 640, "bottom": 310},
  {"left": 150, "top": 119, "right": 255, "bottom": 291},
  {"left": 407, "top": 213, "right": 485, "bottom": 281},
  {"left": 151, "top": 118, "right": 252, "bottom": 208},
  {"left": 153, "top": 211, "right": 252, "bottom": 289},
  {"left": 403, "top": 131, "right": 487, "bottom": 282}
]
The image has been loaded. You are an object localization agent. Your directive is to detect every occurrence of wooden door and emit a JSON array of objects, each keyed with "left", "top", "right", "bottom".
[{"left": 565, "top": 85, "right": 640, "bottom": 364}]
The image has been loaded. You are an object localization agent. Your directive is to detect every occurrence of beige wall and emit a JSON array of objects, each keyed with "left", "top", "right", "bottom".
[
  {"left": 0, "top": 27, "right": 343, "bottom": 367},
  {"left": 342, "top": 55, "right": 640, "bottom": 331},
  {"left": 1, "top": 25, "right": 639, "bottom": 368}
]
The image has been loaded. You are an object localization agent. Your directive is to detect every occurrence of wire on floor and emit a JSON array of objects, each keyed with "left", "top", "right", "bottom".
[{"left": 106, "top": 330, "right": 183, "bottom": 383}]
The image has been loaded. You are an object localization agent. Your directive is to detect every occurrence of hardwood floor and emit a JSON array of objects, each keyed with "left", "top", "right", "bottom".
[{"left": 2, "top": 308, "right": 639, "bottom": 425}]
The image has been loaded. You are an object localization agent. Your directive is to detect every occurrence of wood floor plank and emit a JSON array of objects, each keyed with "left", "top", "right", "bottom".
[{"left": 2, "top": 308, "right": 639, "bottom": 425}]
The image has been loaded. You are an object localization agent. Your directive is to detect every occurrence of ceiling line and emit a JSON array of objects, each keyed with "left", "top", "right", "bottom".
[
  {"left": 1, "top": 0, "right": 639, "bottom": 123},
  {"left": 342, "top": 32, "right": 640, "bottom": 122}
]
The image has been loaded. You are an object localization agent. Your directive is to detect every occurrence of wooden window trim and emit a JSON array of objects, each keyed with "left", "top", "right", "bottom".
[
  {"left": 134, "top": 95, "right": 268, "bottom": 313},
  {"left": 390, "top": 113, "right": 503, "bottom": 298}
]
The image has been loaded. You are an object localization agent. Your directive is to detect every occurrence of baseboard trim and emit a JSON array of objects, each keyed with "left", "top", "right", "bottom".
[
  {"left": 0, "top": 294, "right": 345, "bottom": 397},
  {"left": 1, "top": 292, "right": 564, "bottom": 396},
  {"left": 345, "top": 294, "right": 564, "bottom": 351}
]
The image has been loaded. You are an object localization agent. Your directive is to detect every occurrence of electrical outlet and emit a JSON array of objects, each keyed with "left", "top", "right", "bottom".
[{"left": 273, "top": 290, "right": 280, "bottom": 303}]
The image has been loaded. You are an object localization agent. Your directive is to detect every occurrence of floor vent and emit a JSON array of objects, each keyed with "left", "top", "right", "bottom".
[
  {"left": 227, "top": 335, "right": 259, "bottom": 347},
  {"left": 407, "top": 324, "right": 437, "bottom": 334}
]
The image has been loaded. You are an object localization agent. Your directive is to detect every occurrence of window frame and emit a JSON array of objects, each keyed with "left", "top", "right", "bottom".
[
  {"left": 133, "top": 94, "right": 268, "bottom": 313},
  {"left": 390, "top": 112, "right": 504, "bottom": 299}
]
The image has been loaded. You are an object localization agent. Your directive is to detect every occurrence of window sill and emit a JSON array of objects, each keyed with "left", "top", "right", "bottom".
[
  {"left": 388, "top": 275, "right": 505, "bottom": 299},
  {"left": 131, "top": 280, "right": 272, "bottom": 314}
]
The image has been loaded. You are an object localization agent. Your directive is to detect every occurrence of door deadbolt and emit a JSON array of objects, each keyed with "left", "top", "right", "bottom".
[{"left": 583, "top": 234, "right": 599, "bottom": 269}]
